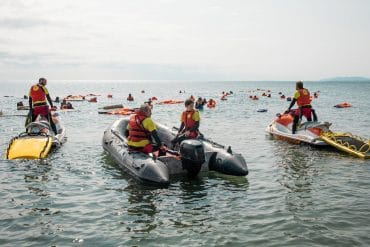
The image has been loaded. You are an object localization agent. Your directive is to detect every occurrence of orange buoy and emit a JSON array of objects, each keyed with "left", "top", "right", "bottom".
[
  {"left": 88, "top": 97, "right": 97, "bottom": 103},
  {"left": 207, "top": 99, "right": 216, "bottom": 108},
  {"left": 334, "top": 102, "right": 352, "bottom": 108},
  {"left": 157, "top": 100, "right": 184, "bottom": 105}
]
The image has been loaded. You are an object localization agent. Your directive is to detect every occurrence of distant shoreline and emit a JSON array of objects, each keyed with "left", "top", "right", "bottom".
[{"left": 319, "top": 76, "right": 370, "bottom": 82}]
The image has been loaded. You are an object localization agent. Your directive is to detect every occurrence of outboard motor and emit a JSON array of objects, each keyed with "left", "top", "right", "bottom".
[{"left": 180, "top": 140, "right": 205, "bottom": 177}]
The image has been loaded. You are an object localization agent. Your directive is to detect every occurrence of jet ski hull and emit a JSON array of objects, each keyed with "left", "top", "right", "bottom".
[{"left": 266, "top": 113, "right": 330, "bottom": 146}]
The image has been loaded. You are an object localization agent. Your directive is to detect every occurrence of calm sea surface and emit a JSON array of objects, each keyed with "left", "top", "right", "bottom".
[{"left": 1, "top": 80, "right": 370, "bottom": 246}]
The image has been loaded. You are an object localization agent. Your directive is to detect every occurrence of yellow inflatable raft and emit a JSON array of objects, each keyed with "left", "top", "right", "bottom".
[
  {"left": 6, "top": 134, "right": 53, "bottom": 160},
  {"left": 320, "top": 132, "right": 370, "bottom": 159}
]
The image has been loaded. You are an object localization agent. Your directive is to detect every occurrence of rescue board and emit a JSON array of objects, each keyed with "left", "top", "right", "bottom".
[
  {"left": 320, "top": 132, "right": 370, "bottom": 159},
  {"left": 6, "top": 134, "right": 53, "bottom": 159}
]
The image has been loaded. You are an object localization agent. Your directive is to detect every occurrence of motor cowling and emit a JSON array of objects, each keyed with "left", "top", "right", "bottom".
[{"left": 180, "top": 139, "right": 205, "bottom": 177}]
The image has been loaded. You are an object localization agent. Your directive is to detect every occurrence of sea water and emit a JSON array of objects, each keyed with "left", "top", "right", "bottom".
[{"left": 0, "top": 80, "right": 369, "bottom": 246}]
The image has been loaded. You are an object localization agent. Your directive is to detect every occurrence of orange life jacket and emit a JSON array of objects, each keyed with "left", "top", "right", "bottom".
[
  {"left": 127, "top": 113, "right": 150, "bottom": 142},
  {"left": 30, "top": 84, "right": 47, "bottom": 106},
  {"left": 182, "top": 110, "right": 198, "bottom": 138},
  {"left": 296, "top": 88, "right": 311, "bottom": 107}
]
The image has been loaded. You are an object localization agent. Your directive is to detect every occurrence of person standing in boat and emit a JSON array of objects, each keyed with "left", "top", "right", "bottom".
[
  {"left": 126, "top": 104, "right": 165, "bottom": 154},
  {"left": 28, "top": 77, "right": 57, "bottom": 134},
  {"left": 172, "top": 99, "right": 200, "bottom": 146},
  {"left": 285, "top": 81, "right": 317, "bottom": 134}
]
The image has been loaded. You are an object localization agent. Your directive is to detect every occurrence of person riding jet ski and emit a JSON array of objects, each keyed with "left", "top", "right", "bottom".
[{"left": 285, "top": 81, "right": 318, "bottom": 134}]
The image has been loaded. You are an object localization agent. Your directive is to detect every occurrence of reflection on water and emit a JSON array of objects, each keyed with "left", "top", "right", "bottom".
[{"left": 273, "top": 143, "right": 317, "bottom": 211}]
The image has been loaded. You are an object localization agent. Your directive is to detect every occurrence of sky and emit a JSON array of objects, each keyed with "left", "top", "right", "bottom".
[{"left": 0, "top": 0, "right": 369, "bottom": 81}]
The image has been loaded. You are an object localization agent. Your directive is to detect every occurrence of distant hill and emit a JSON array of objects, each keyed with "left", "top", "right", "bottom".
[{"left": 320, "top": 76, "right": 370, "bottom": 82}]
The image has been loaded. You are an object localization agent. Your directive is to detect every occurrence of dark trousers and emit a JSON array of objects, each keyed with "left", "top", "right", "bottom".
[
  {"left": 32, "top": 112, "right": 58, "bottom": 135},
  {"left": 292, "top": 108, "right": 318, "bottom": 134}
]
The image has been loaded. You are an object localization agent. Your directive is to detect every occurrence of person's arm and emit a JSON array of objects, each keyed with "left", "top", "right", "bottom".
[
  {"left": 287, "top": 98, "right": 296, "bottom": 111},
  {"left": 42, "top": 86, "right": 54, "bottom": 108},
  {"left": 151, "top": 130, "right": 162, "bottom": 145},
  {"left": 46, "top": 94, "right": 54, "bottom": 108},
  {"left": 178, "top": 122, "right": 185, "bottom": 134},
  {"left": 29, "top": 97, "right": 33, "bottom": 109}
]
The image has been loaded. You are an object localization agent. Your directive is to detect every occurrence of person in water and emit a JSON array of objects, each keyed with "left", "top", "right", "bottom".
[
  {"left": 144, "top": 99, "right": 153, "bottom": 109},
  {"left": 172, "top": 99, "right": 200, "bottom": 146},
  {"left": 126, "top": 104, "right": 165, "bottom": 154},
  {"left": 195, "top": 97, "right": 204, "bottom": 110},
  {"left": 127, "top": 93, "right": 134, "bottom": 101},
  {"left": 60, "top": 99, "right": 74, "bottom": 109},
  {"left": 28, "top": 78, "right": 57, "bottom": 134},
  {"left": 285, "top": 81, "right": 317, "bottom": 134}
]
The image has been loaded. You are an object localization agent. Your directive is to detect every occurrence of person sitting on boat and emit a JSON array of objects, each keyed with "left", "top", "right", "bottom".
[
  {"left": 28, "top": 77, "right": 57, "bottom": 134},
  {"left": 171, "top": 99, "right": 200, "bottom": 146},
  {"left": 126, "top": 104, "right": 165, "bottom": 154},
  {"left": 285, "top": 81, "right": 318, "bottom": 134},
  {"left": 127, "top": 93, "right": 134, "bottom": 101}
]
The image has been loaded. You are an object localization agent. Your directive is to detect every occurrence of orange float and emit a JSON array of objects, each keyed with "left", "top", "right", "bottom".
[
  {"left": 334, "top": 102, "right": 352, "bottom": 108},
  {"left": 88, "top": 97, "right": 97, "bottom": 103},
  {"left": 206, "top": 99, "right": 216, "bottom": 108},
  {"left": 107, "top": 108, "right": 135, "bottom": 115},
  {"left": 157, "top": 100, "right": 184, "bottom": 105}
]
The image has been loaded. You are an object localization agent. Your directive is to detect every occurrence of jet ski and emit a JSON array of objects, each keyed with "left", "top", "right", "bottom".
[
  {"left": 5, "top": 114, "right": 67, "bottom": 159},
  {"left": 102, "top": 118, "right": 248, "bottom": 185},
  {"left": 266, "top": 111, "right": 331, "bottom": 146}
]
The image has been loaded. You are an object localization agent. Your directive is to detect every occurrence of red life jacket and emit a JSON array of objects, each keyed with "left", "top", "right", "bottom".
[
  {"left": 182, "top": 110, "right": 198, "bottom": 138},
  {"left": 29, "top": 84, "right": 47, "bottom": 106},
  {"left": 296, "top": 88, "right": 311, "bottom": 107},
  {"left": 127, "top": 113, "right": 150, "bottom": 142}
]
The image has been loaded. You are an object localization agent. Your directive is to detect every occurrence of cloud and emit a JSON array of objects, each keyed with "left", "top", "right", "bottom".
[
  {"left": 0, "top": 17, "right": 51, "bottom": 29},
  {"left": 1, "top": 0, "right": 370, "bottom": 80}
]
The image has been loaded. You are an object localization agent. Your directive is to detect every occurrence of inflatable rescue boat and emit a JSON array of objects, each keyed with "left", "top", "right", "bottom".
[{"left": 102, "top": 118, "right": 248, "bottom": 185}]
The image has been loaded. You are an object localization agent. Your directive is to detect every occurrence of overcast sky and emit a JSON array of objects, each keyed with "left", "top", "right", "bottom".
[{"left": 0, "top": 0, "right": 369, "bottom": 81}]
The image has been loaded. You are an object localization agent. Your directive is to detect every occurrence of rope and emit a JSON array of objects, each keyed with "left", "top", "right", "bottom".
[
  {"left": 39, "top": 136, "right": 51, "bottom": 158},
  {"left": 5, "top": 137, "right": 18, "bottom": 159},
  {"left": 323, "top": 131, "right": 370, "bottom": 156}
]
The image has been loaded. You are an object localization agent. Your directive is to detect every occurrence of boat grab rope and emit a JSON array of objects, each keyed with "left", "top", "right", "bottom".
[
  {"left": 5, "top": 136, "right": 18, "bottom": 159},
  {"left": 39, "top": 136, "right": 51, "bottom": 158},
  {"left": 322, "top": 131, "right": 370, "bottom": 155}
]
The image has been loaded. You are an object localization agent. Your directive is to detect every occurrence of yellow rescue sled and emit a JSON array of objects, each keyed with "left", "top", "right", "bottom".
[
  {"left": 320, "top": 132, "right": 370, "bottom": 159},
  {"left": 5, "top": 113, "right": 66, "bottom": 160},
  {"left": 6, "top": 134, "right": 53, "bottom": 159}
]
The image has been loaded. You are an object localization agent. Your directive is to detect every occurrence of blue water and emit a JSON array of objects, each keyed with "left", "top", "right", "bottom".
[{"left": 1, "top": 80, "right": 370, "bottom": 246}]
